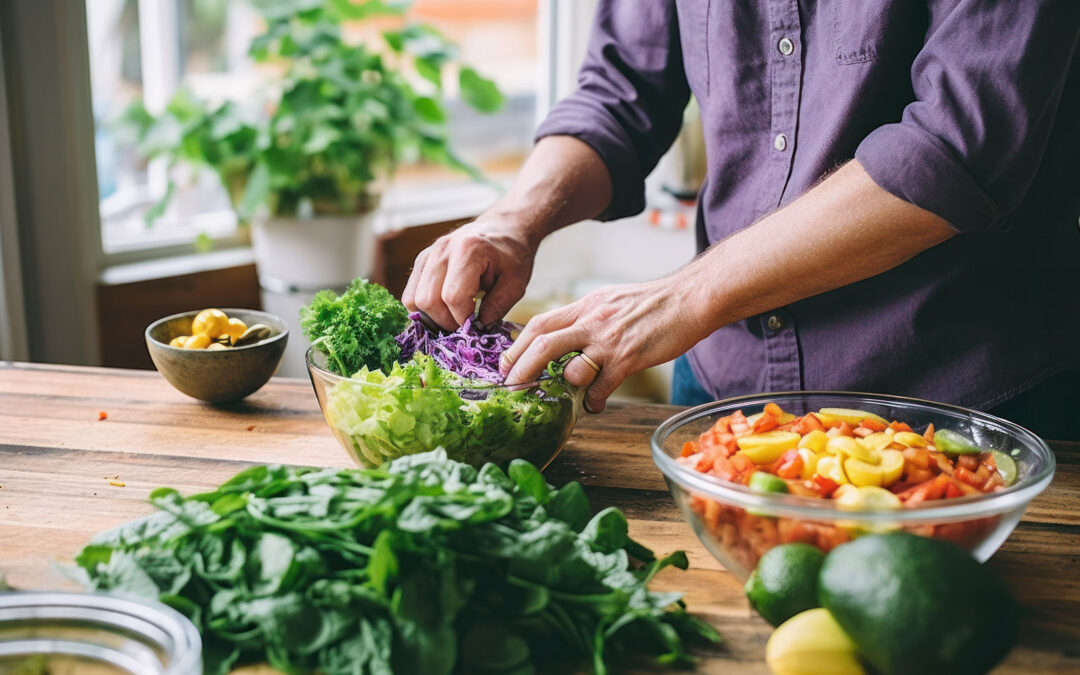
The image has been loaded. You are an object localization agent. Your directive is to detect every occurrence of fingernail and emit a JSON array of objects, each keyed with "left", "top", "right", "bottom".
[{"left": 499, "top": 352, "right": 512, "bottom": 375}]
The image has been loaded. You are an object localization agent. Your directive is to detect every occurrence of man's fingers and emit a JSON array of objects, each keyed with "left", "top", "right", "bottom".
[
  {"left": 562, "top": 354, "right": 601, "bottom": 390},
  {"left": 441, "top": 256, "right": 485, "bottom": 327},
  {"left": 500, "top": 308, "right": 574, "bottom": 376},
  {"left": 504, "top": 328, "right": 583, "bottom": 385},
  {"left": 477, "top": 275, "right": 524, "bottom": 328},
  {"left": 401, "top": 249, "right": 429, "bottom": 311},
  {"left": 413, "top": 257, "right": 457, "bottom": 331},
  {"left": 584, "top": 366, "right": 624, "bottom": 414}
]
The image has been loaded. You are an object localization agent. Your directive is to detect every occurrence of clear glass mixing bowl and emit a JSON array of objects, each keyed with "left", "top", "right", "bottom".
[
  {"left": 652, "top": 392, "right": 1056, "bottom": 580},
  {"left": 307, "top": 346, "right": 583, "bottom": 470},
  {"left": 0, "top": 592, "right": 201, "bottom": 675}
]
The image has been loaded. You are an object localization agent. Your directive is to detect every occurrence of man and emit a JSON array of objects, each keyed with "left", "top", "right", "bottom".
[{"left": 403, "top": 1, "right": 1079, "bottom": 439}]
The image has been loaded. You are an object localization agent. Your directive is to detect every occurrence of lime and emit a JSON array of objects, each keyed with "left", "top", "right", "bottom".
[
  {"left": 991, "top": 449, "right": 1018, "bottom": 486},
  {"left": 745, "top": 543, "right": 825, "bottom": 627}
]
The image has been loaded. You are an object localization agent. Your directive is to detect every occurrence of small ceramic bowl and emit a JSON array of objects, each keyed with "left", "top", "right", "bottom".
[{"left": 145, "top": 308, "right": 288, "bottom": 403}]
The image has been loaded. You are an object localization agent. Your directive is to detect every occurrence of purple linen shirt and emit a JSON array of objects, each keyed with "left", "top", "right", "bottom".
[{"left": 536, "top": 0, "right": 1080, "bottom": 410}]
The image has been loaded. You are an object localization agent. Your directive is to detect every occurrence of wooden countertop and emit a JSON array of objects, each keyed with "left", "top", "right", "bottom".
[{"left": 1, "top": 362, "right": 1077, "bottom": 673}]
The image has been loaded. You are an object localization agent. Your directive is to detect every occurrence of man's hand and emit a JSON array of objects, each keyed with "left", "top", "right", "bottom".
[
  {"left": 400, "top": 135, "right": 614, "bottom": 330},
  {"left": 500, "top": 274, "right": 706, "bottom": 413},
  {"left": 402, "top": 218, "right": 538, "bottom": 331},
  {"left": 498, "top": 160, "right": 956, "bottom": 413}
]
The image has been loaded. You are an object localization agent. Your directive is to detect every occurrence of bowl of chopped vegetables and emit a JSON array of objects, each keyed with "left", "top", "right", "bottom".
[
  {"left": 302, "top": 279, "right": 583, "bottom": 470},
  {"left": 652, "top": 392, "right": 1055, "bottom": 580}
]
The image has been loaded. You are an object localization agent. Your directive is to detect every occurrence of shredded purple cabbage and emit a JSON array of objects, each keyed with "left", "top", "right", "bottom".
[{"left": 395, "top": 312, "right": 514, "bottom": 383}]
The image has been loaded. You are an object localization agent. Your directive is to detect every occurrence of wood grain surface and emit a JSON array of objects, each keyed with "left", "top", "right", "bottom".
[{"left": 0, "top": 362, "right": 1077, "bottom": 674}]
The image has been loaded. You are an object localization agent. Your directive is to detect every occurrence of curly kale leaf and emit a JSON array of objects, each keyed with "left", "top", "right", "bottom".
[{"left": 300, "top": 278, "right": 409, "bottom": 375}]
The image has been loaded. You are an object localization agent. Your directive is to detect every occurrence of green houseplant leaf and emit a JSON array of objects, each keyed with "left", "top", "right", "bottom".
[{"left": 125, "top": 0, "right": 503, "bottom": 225}]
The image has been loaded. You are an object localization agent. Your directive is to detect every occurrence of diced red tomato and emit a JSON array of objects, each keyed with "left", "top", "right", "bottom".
[
  {"left": 889, "top": 421, "right": 914, "bottom": 433},
  {"left": 710, "top": 415, "right": 733, "bottom": 434},
  {"left": 730, "top": 453, "right": 755, "bottom": 477},
  {"left": 897, "top": 475, "right": 950, "bottom": 505},
  {"left": 752, "top": 413, "right": 779, "bottom": 434},
  {"left": 680, "top": 441, "right": 699, "bottom": 458},
  {"left": 927, "top": 451, "right": 953, "bottom": 475},
  {"left": 774, "top": 450, "right": 804, "bottom": 479},
  {"left": 957, "top": 455, "right": 979, "bottom": 471},
  {"left": 902, "top": 446, "right": 932, "bottom": 470},
  {"left": 704, "top": 499, "right": 721, "bottom": 528},
  {"left": 791, "top": 413, "right": 826, "bottom": 435},
  {"left": 700, "top": 430, "right": 738, "bottom": 458},
  {"left": 954, "top": 465, "right": 983, "bottom": 489},
  {"left": 730, "top": 410, "right": 752, "bottom": 437},
  {"left": 763, "top": 402, "right": 785, "bottom": 418},
  {"left": 811, "top": 475, "right": 840, "bottom": 497},
  {"left": 905, "top": 467, "right": 934, "bottom": 485},
  {"left": 859, "top": 418, "right": 887, "bottom": 432},
  {"left": 944, "top": 483, "right": 965, "bottom": 499}
]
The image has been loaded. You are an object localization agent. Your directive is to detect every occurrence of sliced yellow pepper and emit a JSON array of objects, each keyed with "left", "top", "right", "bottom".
[
  {"left": 798, "top": 429, "right": 829, "bottom": 453},
  {"left": 893, "top": 431, "right": 928, "bottom": 448},
  {"left": 827, "top": 436, "right": 880, "bottom": 464},
  {"left": 816, "top": 407, "right": 888, "bottom": 427},
  {"left": 816, "top": 456, "right": 849, "bottom": 485},
  {"left": 736, "top": 430, "right": 801, "bottom": 464}
]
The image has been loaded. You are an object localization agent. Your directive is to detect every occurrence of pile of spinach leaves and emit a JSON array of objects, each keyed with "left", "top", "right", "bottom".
[{"left": 75, "top": 451, "right": 719, "bottom": 674}]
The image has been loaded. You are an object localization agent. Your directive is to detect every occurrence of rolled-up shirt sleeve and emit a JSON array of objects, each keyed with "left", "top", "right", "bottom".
[
  {"left": 535, "top": 0, "right": 691, "bottom": 221},
  {"left": 855, "top": 0, "right": 1079, "bottom": 232}
]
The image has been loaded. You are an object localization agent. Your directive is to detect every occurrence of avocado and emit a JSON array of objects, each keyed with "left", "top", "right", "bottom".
[{"left": 819, "top": 532, "right": 1018, "bottom": 675}]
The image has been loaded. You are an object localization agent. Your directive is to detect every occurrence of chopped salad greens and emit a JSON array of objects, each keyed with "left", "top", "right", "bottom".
[
  {"left": 302, "top": 279, "right": 581, "bottom": 468},
  {"left": 300, "top": 278, "right": 409, "bottom": 376},
  {"left": 74, "top": 450, "right": 720, "bottom": 675},
  {"left": 326, "top": 353, "right": 579, "bottom": 469}
]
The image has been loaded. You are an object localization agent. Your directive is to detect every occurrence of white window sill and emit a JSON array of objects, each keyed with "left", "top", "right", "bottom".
[
  {"left": 97, "top": 179, "right": 507, "bottom": 284},
  {"left": 98, "top": 247, "right": 256, "bottom": 286}
]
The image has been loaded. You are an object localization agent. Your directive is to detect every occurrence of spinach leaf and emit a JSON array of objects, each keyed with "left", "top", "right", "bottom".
[{"left": 76, "top": 450, "right": 718, "bottom": 674}]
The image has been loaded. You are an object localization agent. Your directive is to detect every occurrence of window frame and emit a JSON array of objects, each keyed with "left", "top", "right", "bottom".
[{"left": 94, "top": 0, "right": 572, "bottom": 267}]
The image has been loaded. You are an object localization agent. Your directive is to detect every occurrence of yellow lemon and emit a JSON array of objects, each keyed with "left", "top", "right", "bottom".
[
  {"left": 183, "top": 333, "right": 211, "bottom": 349},
  {"left": 192, "top": 309, "right": 229, "bottom": 338}
]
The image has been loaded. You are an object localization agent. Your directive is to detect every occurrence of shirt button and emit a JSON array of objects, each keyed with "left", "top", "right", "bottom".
[
  {"left": 774, "top": 134, "right": 788, "bottom": 151},
  {"left": 767, "top": 315, "right": 784, "bottom": 331},
  {"left": 778, "top": 37, "right": 794, "bottom": 55}
]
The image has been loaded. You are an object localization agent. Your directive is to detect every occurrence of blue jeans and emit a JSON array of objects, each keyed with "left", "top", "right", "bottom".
[{"left": 671, "top": 355, "right": 714, "bottom": 407}]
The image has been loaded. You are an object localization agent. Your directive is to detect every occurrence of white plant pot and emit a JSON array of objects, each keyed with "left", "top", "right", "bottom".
[
  {"left": 251, "top": 213, "right": 379, "bottom": 377},
  {"left": 251, "top": 213, "right": 378, "bottom": 291}
]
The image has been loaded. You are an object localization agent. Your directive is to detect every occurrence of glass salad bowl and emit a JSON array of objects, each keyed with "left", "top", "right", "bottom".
[
  {"left": 652, "top": 392, "right": 1056, "bottom": 581},
  {"left": 307, "top": 346, "right": 584, "bottom": 470},
  {"left": 0, "top": 591, "right": 201, "bottom": 675}
]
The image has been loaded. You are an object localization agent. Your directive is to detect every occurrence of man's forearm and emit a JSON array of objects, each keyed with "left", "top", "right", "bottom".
[
  {"left": 483, "top": 136, "right": 613, "bottom": 250},
  {"left": 683, "top": 160, "right": 957, "bottom": 336}
]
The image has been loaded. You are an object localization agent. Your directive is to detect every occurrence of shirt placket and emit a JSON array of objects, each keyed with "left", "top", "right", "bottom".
[{"left": 761, "top": 0, "right": 805, "bottom": 393}]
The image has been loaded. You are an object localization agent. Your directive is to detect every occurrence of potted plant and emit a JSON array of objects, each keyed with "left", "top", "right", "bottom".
[{"left": 121, "top": 0, "right": 503, "bottom": 290}]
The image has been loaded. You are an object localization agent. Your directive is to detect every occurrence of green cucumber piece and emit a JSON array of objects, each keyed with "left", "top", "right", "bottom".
[
  {"left": 933, "top": 428, "right": 982, "bottom": 455},
  {"left": 749, "top": 471, "right": 788, "bottom": 494}
]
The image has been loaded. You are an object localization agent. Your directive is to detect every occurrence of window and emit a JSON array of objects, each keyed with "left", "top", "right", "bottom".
[{"left": 86, "top": 0, "right": 541, "bottom": 260}]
